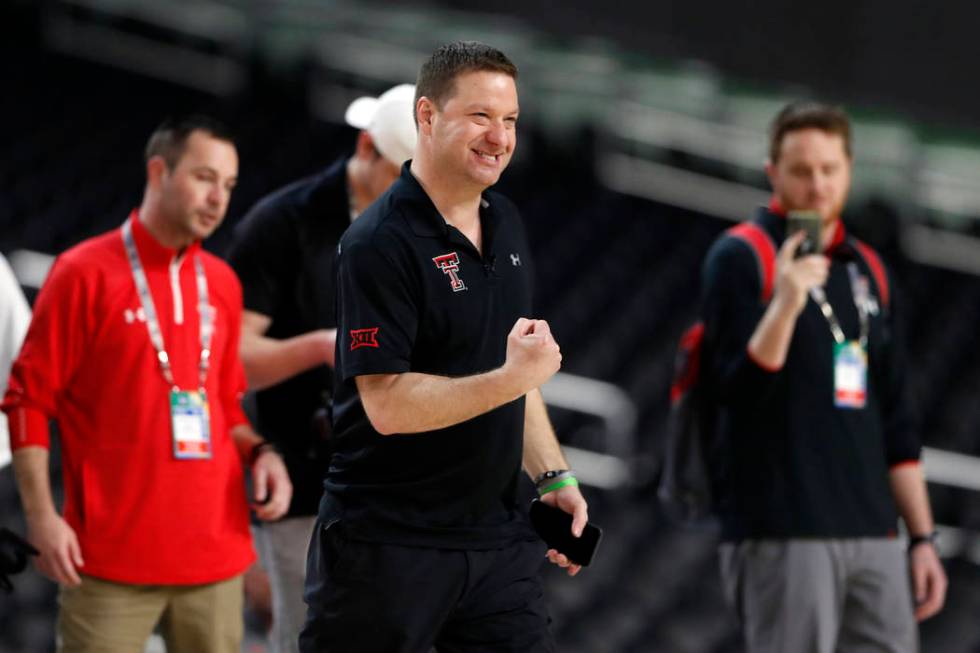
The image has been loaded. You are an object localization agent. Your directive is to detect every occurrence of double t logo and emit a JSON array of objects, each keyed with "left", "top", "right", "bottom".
[{"left": 432, "top": 252, "right": 467, "bottom": 292}]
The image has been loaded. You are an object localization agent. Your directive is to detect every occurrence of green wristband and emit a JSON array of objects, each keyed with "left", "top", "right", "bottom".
[{"left": 537, "top": 476, "right": 579, "bottom": 496}]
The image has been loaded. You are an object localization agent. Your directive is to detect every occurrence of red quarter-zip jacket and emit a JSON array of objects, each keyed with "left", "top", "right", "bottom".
[{"left": 2, "top": 212, "right": 255, "bottom": 584}]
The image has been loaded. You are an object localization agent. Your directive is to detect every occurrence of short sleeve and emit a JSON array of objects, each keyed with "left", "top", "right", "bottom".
[
  {"left": 227, "top": 204, "right": 293, "bottom": 318},
  {"left": 335, "top": 238, "right": 418, "bottom": 380}
]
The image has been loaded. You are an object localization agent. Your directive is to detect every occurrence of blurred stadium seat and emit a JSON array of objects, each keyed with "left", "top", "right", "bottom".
[{"left": 4, "top": 2, "right": 980, "bottom": 652}]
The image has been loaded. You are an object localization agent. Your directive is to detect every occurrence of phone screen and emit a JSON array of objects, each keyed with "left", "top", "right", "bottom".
[
  {"left": 529, "top": 499, "right": 603, "bottom": 566},
  {"left": 786, "top": 210, "right": 822, "bottom": 257}
]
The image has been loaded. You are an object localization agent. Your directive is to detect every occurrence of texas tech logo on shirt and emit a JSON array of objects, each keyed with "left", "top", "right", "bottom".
[
  {"left": 432, "top": 252, "right": 467, "bottom": 292},
  {"left": 350, "top": 327, "right": 380, "bottom": 351}
]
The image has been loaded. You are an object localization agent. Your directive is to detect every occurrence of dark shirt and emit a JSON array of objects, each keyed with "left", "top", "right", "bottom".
[
  {"left": 325, "top": 163, "right": 538, "bottom": 549},
  {"left": 227, "top": 158, "right": 351, "bottom": 517},
  {"left": 701, "top": 206, "right": 920, "bottom": 541}
]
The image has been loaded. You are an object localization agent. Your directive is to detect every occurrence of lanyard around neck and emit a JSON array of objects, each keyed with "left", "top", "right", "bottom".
[
  {"left": 809, "top": 262, "right": 870, "bottom": 347},
  {"left": 121, "top": 220, "right": 213, "bottom": 390}
]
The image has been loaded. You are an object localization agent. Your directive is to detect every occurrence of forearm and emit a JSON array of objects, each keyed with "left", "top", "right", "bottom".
[
  {"left": 890, "top": 463, "right": 935, "bottom": 536},
  {"left": 12, "top": 446, "right": 57, "bottom": 519},
  {"left": 358, "top": 368, "right": 524, "bottom": 435},
  {"left": 522, "top": 389, "right": 567, "bottom": 479},
  {"left": 747, "top": 296, "right": 801, "bottom": 370},
  {"left": 241, "top": 329, "right": 335, "bottom": 391}
]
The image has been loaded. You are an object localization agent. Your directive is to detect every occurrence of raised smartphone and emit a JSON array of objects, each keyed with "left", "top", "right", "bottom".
[{"left": 787, "top": 210, "right": 822, "bottom": 257}]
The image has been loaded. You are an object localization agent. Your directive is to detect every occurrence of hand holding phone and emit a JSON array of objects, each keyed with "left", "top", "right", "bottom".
[
  {"left": 786, "top": 210, "right": 822, "bottom": 257},
  {"left": 529, "top": 499, "right": 603, "bottom": 567}
]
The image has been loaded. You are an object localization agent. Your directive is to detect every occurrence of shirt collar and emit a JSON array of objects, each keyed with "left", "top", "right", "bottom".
[
  {"left": 393, "top": 163, "right": 448, "bottom": 238},
  {"left": 127, "top": 209, "right": 203, "bottom": 266},
  {"left": 393, "top": 163, "right": 501, "bottom": 249}
]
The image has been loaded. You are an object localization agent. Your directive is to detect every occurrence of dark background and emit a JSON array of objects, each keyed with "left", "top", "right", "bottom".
[{"left": 3, "top": 1, "right": 980, "bottom": 652}]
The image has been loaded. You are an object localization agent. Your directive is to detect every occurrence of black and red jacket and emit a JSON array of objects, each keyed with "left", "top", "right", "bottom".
[{"left": 701, "top": 204, "right": 919, "bottom": 541}]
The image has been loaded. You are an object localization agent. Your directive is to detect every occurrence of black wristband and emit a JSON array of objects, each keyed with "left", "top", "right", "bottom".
[
  {"left": 534, "top": 469, "right": 570, "bottom": 487},
  {"left": 249, "top": 441, "right": 278, "bottom": 465},
  {"left": 908, "top": 530, "right": 939, "bottom": 553}
]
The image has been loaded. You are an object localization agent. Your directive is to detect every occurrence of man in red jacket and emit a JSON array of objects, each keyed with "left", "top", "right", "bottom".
[{"left": 2, "top": 116, "right": 292, "bottom": 653}]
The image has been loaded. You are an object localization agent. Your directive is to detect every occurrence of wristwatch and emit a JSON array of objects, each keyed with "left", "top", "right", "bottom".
[
  {"left": 534, "top": 469, "right": 571, "bottom": 486},
  {"left": 533, "top": 469, "right": 578, "bottom": 497},
  {"left": 908, "top": 530, "right": 939, "bottom": 553}
]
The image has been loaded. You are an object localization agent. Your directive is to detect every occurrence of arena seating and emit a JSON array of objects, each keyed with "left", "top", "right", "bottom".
[{"left": 5, "top": 26, "right": 980, "bottom": 653}]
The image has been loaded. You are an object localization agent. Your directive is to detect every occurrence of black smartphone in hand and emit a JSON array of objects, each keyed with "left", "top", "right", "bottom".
[
  {"left": 787, "top": 210, "right": 822, "bottom": 257},
  {"left": 529, "top": 499, "right": 603, "bottom": 567}
]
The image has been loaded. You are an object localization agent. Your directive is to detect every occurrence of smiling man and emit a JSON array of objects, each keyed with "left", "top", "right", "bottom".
[
  {"left": 299, "top": 42, "right": 587, "bottom": 653},
  {"left": 3, "top": 116, "right": 291, "bottom": 653},
  {"left": 227, "top": 82, "right": 417, "bottom": 653},
  {"left": 700, "top": 102, "right": 946, "bottom": 652}
]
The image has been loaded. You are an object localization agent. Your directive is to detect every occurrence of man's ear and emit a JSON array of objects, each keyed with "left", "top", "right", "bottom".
[
  {"left": 764, "top": 158, "right": 776, "bottom": 188},
  {"left": 354, "top": 130, "right": 379, "bottom": 161},
  {"left": 146, "top": 156, "right": 169, "bottom": 188},
  {"left": 416, "top": 97, "right": 435, "bottom": 135}
]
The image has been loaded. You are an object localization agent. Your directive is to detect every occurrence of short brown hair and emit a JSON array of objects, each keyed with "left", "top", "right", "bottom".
[
  {"left": 769, "top": 101, "right": 852, "bottom": 163},
  {"left": 144, "top": 115, "right": 235, "bottom": 169},
  {"left": 414, "top": 41, "right": 518, "bottom": 121}
]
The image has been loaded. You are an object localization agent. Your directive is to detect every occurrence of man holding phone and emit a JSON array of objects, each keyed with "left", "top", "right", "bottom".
[
  {"left": 699, "top": 101, "right": 946, "bottom": 652},
  {"left": 299, "top": 41, "right": 588, "bottom": 653}
]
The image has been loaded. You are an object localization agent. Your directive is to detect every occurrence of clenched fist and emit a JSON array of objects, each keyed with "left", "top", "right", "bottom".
[{"left": 503, "top": 318, "right": 562, "bottom": 395}]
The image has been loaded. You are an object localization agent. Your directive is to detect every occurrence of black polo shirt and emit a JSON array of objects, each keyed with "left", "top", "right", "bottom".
[
  {"left": 701, "top": 206, "right": 919, "bottom": 541},
  {"left": 227, "top": 158, "right": 350, "bottom": 517},
  {"left": 324, "top": 163, "right": 538, "bottom": 549}
]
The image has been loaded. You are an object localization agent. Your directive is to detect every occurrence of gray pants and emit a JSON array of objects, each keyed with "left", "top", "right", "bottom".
[
  {"left": 253, "top": 516, "right": 317, "bottom": 653},
  {"left": 719, "top": 538, "right": 917, "bottom": 653}
]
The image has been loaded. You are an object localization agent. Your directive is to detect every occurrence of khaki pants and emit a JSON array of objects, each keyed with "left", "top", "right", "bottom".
[{"left": 57, "top": 573, "right": 243, "bottom": 653}]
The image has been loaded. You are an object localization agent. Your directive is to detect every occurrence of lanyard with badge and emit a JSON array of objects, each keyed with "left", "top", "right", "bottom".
[
  {"left": 122, "top": 221, "right": 214, "bottom": 459},
  {"left": 809, "top": 262, "right": 873, "bottom": 410}
]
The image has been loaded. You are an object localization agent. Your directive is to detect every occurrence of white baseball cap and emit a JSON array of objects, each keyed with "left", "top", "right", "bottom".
[{"left": 345, "top": 83, "right": 418, "bottom": 166}]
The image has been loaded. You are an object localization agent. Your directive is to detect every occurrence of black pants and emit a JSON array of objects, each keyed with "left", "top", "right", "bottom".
[{"left": 299, "top": 519, "right": 556, "bottom": 653}]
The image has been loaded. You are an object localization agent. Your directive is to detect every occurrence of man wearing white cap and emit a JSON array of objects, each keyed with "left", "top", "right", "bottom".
[{"left": 227, "top": 83, "right": 417, "bottom": 653}]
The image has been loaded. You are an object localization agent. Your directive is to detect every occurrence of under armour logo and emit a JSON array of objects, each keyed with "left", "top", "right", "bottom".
[
  {"left": 124, "top": 308, "right": 147, "bottom": 324},
  {"left": 432, "top": 252, "right": 467, "bottom": 292},
  {"left": 350, "top": 327, "right": 380, "bottom": 351},
  {"left": 866, "top": 296, "right": 880, "bottom": 317},
  {"left": 510, "top": 254, "right": 521, "bottom": 267}
]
